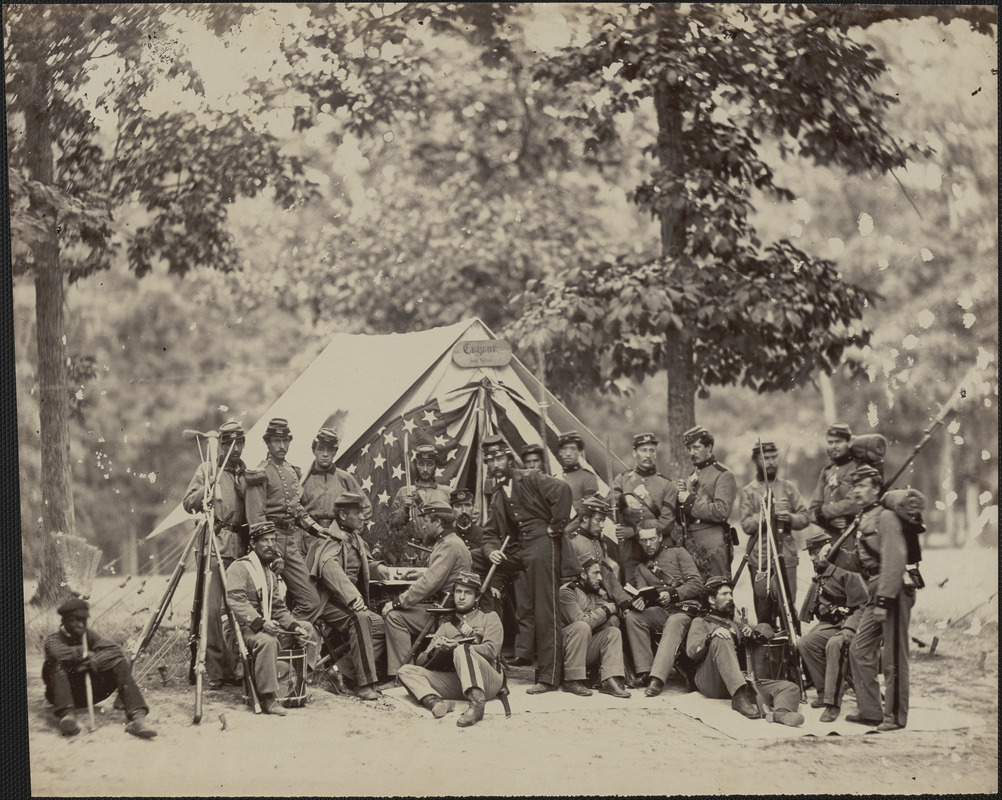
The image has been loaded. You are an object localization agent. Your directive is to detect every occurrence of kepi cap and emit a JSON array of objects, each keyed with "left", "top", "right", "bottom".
[
  {"left": 519, "top": 443, "right": 544, "bottom": 460},
  {"left": 417, "top": 498, "right": 453, "bottom": 516},
  {"left": 249, "top": 522, "right": 278, "bottom": 540},
  {"left": 57, "top": 598, "right": 90, "bottom": 619},
  {"left": 803, "top": 530, "right": 833, "bottom": 551},
  {"left": 632, "top": 432, "right": 658, "bottom": 448},
  {"left": 850, "top": 464, "right": 882, "bottom": 485},
  {"left": 263, "top": 417, "right": 292, "bottom": 440},
  {"left": 454, "top": 571, "right": 481, "bottom": 593},
  {"left": 683, "top": 425, "right": 710, "bottom": 446},
  {"left": 219, "top": 420, "right": 245, "bottom": 443},
  {"left": 412, "top": 444, "right": 438, "bottom": 462},
  {"left": 580, "top": 495, "right": 612, "bottom": 516},
  {"left": 826, "top": 423, "right": 853, "bottom": 440},
  {"left": 703, "top": 575, "right": 731, "bottom": 596},
  {"left": 751, "top": 441, "right": 778, "bottom": 460},
  {"left": 334, "top": 492, "right": 366, "bottom": 509},
  {"left": 557, "top": 430, "right": 584, "bottom": 449},
  {"left": 449, "top": 489, "right": 474, "bottom": 505},
  {"left": 313, "top": 427, "right": 339, "bottom": 447},
  {"left": 481, "top": 435, "right": 509, "bottom": 459}
]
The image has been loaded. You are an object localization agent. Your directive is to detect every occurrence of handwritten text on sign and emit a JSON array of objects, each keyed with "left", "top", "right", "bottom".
[{"left": 451, "top": 339, "right": 513, "bottom": 368}]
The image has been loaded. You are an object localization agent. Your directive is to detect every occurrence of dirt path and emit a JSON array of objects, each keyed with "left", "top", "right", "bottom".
[{"left": 27, "top": 624, "right": 997, "bottom": 797}]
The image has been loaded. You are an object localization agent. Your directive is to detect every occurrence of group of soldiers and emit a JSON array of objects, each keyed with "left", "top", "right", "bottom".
[{"left": 42, "top": 417, "right": 920, "bottom": 735}]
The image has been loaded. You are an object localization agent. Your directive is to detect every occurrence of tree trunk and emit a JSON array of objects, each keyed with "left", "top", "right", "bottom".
[
  {"left": 653, "top": 46, "right": 696, "bottom": 478},
  {"left": 25, "top": 57, "right": 77, "bottom": 606}
]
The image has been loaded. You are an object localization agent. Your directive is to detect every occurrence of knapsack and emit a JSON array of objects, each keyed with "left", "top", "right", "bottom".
[
  {"left": 850, "top": 433, "right": 888, "bottom": 470},
  {"left": 882, "top": 488, "right": 927, "bottom": 565}
]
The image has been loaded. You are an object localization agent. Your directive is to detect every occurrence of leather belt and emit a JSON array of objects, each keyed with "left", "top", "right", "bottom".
[{"left": 268, "top": 518, "right": 297, "bottom": 531}]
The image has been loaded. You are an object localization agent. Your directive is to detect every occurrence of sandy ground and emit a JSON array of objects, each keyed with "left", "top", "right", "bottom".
[{"left": 25, "top": 544, "right": 999, "bottom": 797}]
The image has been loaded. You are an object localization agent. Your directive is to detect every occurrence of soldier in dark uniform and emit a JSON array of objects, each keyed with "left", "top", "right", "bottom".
[
  {"left": 481, "top": 434, "right": 573, "bottom": 694},
  {"left": 829, "top": 465, "right": 916, "bottom": 731},
  {"left": 675, "top": 426, "right": 738, "bottom": 580},
  {"left": 609, "top": 432, "right": 676, "bottom": 587},
  {"left": 686, "top": 577, "right": 804, "bottom": 726},
  {"left": 557, "top": 430, "right": 600, "bottom": 514},
  {"left": 623, "top": 527, "right": 704, "bottom": 696},
  {"left": 381, "top": 498, "right": 472, "bottom": 679},
  {"left": 245, "top": 418, "right": 335, "bottom": 620},
  {"left": 388, "top": 444, "right": 452, "bottom": 540},
  {"left": 559, "top": 558, "right": 631, "bottom": 698},
  {"left": 301, "top": 427, "right": 372, "bottom": 526},
  {"left": 736, "top": 441, "right": 810, "bottom": 626},
  {"left": 809, "top": 423, "right": 860, "bottom": 536},
  {"left": 397, "top": 571, "right": 506, "bottom": 727},
  {"left": 43, "top": 599, "right": 157, "bottom": 738},
  {"left": 181, "top": 420, "right": 248, "bottom": 689},
  {"left": 306, "top": 492, "right": 390, "bottom": 700},
  {"left": 519, "top": 443, "right": 546, "bottom": 472},
  {"left": 796, "top": 530, "right": 868, "bottom": 722}
]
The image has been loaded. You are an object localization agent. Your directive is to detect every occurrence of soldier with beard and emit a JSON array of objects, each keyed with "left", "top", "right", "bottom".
[
  {"left": 301, "top": 427, "right": 372, "bottom": 527},
  {"left": 563, "top": 497, "right": 631, "bottom": 607},
  {"left": 796, "top": 531, "right": 869, "bottom": 722},
  {"left": 181, "top": 420, "right": 248, "bottom": 689},
  {"left": 481, "top": 435, "right": 573, "bottom": 694},
  {"left": 686, "top": 577, "right": 804, "bottom": 726},
  {"left": 559, "top": 558, "right": 631, "bottom": 698},
  {"left": 675, "top": 426, "right": 738, "bottom": 580},
  {"left": 389, "top": 444, "right": 452, "bottom": 540},
  {"left": 609, "top": 433, "right": 676, "bottom": 587},
  {"left": 809, "top": 423, "right": 860, "bottom": 536},
  {"left": 623, "top": 527, "right": 704, "bottom": 697},
  {"left": 557, "top": 431, "right": 600, "bottom": 514},
  {"left": 736, "top": 441, "right": 810, "bottom": 626}
]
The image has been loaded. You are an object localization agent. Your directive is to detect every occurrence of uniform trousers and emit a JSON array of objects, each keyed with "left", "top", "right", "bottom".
[
  {"left": 384, "top": 606, "right": 432, "bottom": 677},
  {"left": 797, "top": 621, "right": 853, "bottom": 706},
  {"left": 196, "top": 551, "right": 240, "bottom": 683},
  {"left": 849, "top": 589, "right": 914, "bottom": 726},
  {"left": 43, "top": 645, "right": 148, "bottom": 719},
  {"left": 695, "top": 638, "right": 799, "bottom": 711},
  {"left": 625, "top": 607, "right": 693, "bottom": 683},
  {"left": 274, "top": 528, "right": 322, "bottom": 620},
  {"left": 398, "top": 645, "right": 504, "bottom": 703},
  {"left": 507, "top": 533, "right": 563, "bottom": 686},
  {"left": 751, "top": 564, "right": 798, "bottom": 626},
  {"left": 562, "top": 620, "right": 625, "bottom": 682},
  {"left": 239, "top": 629, "right": 286, "bottom": 696},
  {"left": 316, "top": 602, "right": 385, "bottom": 687},
  {"left": 687, "top": 528, "right": 730, "bottom": 580}
]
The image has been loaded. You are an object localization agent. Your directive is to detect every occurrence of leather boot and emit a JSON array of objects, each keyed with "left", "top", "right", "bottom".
[
  {"left": 600, "top": 677, "right": 631, "bottom": 698},
  {"left": 420, "top": 695, "right": 454, "bottom": 719},
  {"left": 772, "top": 709, "right": 805, "bottom": 727},
  {"left": 730, "top": 684, "right": 763, "bottom": 719},
  {"left": 561, "top": 680, "right": 593, "bottom": 697},
  {"left": 644, "top": 677, "right": 665, "bottom": 697},
  {"left": 457, "top": 688, "right": 486, "bottom": 727}
]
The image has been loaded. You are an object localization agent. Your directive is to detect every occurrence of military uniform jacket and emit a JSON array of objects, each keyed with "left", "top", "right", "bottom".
[
  {"left": 182, "top": 458, "right": 248, "bottom": 558},
  {"left": 675, "top": 459, "right": 737, "bottom": 533},
  {"left": 301, "top": 465, "right": 372, "bottom": 523},
  {"left": 566, "top": 525, "right": 631, "bottom": 606},
  {"left": 738, "top": 478, "right": 810, "bottom": 570},
  {"left": 225, "top": 552, "right": 298, "bottom": 632},
  {"left": 634, "top": 545, "right": 704, "bottom": 604},
  {"left": 562, "top": 465, "right": 600, "bottom": 513},
  {"left": 809, "top": 456, "right": 861, "bottom": 532},
  {"left": 419, "top": 608, "right": 504, "bottom": 666},
  {"left": 396, "top": 531, "right": 472, "bottom": 610},
  {"left": 559, "top": 581, "right": 618, "bottom": 632},
  {"left": 245, "top": 456, "right": 320, "bottom": 532},
  {"left": 483, "top": 468, "right": 573, "bottom": 548},
  {"left": 44, "top": 628, "right": 118, "bottom": 670},
  {"left": 686, "top": 612, "right": 741, "bottom": 664},
  {"left": 306, "top": 527, "right": 380, "bottom": 606},
  {"left": 834, "top": 503, "right": 908, "bottom": 608},
  {"left": 388, "top": 482, "right": 452, "bottom": 531},
  {"left": 455, "top": 521, "right": 486, "bottom": 556},
  {"left": 609, "top": 468, "right": 675, "bottom": 538},
  {"left": 799, "top": 562, "right": 869, "bottom": 630}
]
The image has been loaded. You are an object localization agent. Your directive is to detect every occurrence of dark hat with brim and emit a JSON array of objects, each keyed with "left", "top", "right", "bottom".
[
  {"left": 334, "top": 492, "right": 366, "bottom": 509},
  {"left": 219, "top": 420, "right": 245, "bottom": 442},
  {"left": 314, "top": 427, "right": 339, "bottom": 447},
  {"left": 453, "top": 571, "right": 481, "bottom": 593},
  {"left": 519, "top": 443, "right": 545, "bottom": 460},
  {"left": 850, "top": 464, "right": 882, "bottom": 485},
  {"left": 703, "top": 575, "right": 731, "bottom": 596},
  {"left": 249, "top": 522, "right": 278, "bottom": 540},
  {"left": 803, "top": 531, "right": 833, "bottom": 551},
  {"left": 557, "top": 431, "right": 584, "bottom": 449},
  {"left": 632, "top": 432, "right": 658, "bottom": 449},
  {"left": 418, "top": 498, "right": 453, "bottom": 516},
  {"left": 581, "top": 496, "right": 612, "bottom": 516},
  {"left": 481, "top": 435, "right": 510, "bottom": 459},
  {"left": 683, "top": 425, "right": 710, "bottom": 446},
  {"left": 579, "top": 556, "right": 599, "bottom": 572},
  {"left": 263, "top": 417, "right": 292, "bottom": 440},
  {"left": 412, "top": 444, "right": 438, "bottom": 462},
  {"left": 450, "top": 489, "right": 474, "bottom": 505},
  {"left": 826, "top": 423, "right": 853, "bottom": 440},
  {"left": 751, "top": 441, "right": 778, "bottom": 460},
  {"left": 57, "top": 598, "right": 90, "bottom": 619}
]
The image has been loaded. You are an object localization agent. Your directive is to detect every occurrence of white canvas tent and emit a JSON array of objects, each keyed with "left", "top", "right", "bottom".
[{"left": 149, "top": 318, "right": 628, "bottom": 549}]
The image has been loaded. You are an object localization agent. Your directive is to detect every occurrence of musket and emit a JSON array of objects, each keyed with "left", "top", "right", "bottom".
[
  {"left": 403, "top": 430, "right": 413, "bottom": 521},
  {"left": 604, "top": 436, "right": 618, "bottom": 525},
  {"left": 826, "top": 364, "right": 978, "bottom": 565},
  {"left": 81, "top": 621, "right": 96, "bottom": 732},
  {"left": 739, "top": 608, "right": 766, "bottom": 718},
  {"left": 405, "top": 540, "right": 432, "bottom": 555}
]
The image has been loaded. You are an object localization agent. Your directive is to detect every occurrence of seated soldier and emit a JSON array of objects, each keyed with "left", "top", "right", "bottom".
[
  {"left": 381, "top": 499, "right": 472, "bottom": 680},
  {"left": 42, "top": 599, "right": 157, "bottom": 738},
  {"left": 686, "top": 577, "right": 804, "bottom": 726},
  {"left": 796, "top": 530, "right": 868, "bottom": 722},
  {"left": 623, "top": 526, "right": 704, "bottom": 697},
  {"left": 306, "top": 492, "right": 390, "bottom": 700},
  {"left": 398, "top": 571, "right": 505, "bottom": 727},
  {"left": 225, "top": 522, "right": 316, "bottom": 715},
  {"left": 563, "top": 497, "right": 631, "bottom": 611},
  {"left": 558, "top": 558, "right": 631, "bottom": 698}
]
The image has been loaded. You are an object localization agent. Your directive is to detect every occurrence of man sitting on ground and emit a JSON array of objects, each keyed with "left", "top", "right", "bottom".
[
  {"left": 43, "top": 599, "right": 157, "bottom": 738},
  {"left": 398, "top": 571, "right": 505, "bottom": 727}
]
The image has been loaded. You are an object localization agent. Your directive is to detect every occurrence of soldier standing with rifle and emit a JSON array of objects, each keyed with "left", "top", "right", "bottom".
[
  {"left": 181, "top": 420, "right": 248, "bottom": 690},
  {"left": 736, "top": 441, "right": 810, "bottom": 626},
  {"left": 481, "top": 434, "right": 573, "bottom": 694},
  {"left": 796, "top": 530, "right": 868, "bottom": 722},
  {"left": 809, "top": 423, "right": 860, "bottom": 536},
  {"left": 389, "top": 443, "right": 452, "bottom": 541},
  {"left": 675, "top": 426, "right": 738, "bottom": 580}
]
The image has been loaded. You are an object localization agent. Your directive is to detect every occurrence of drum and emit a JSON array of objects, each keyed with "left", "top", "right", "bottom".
[
  {"left": 276, "top": 647, "right": 309, "bottom": 708},
  {"left": 749, "top": 634, "right": 796, "bottom": 682}
]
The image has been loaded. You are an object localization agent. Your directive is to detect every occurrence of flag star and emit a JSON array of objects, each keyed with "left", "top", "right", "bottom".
[
  {"left": 377, "top": 490, "right": 390, "bottom": 505},
  {"left": 392, "top": 464, "right": 404, "bottom": 481},
  {"left": 434, "top": 467, "right": 444, "bottom": 477},
  {"left": 383, "top": 430, "right": 399, "bottom": 447},
  {"left": 422, "top": 409, "right": 438, "bottom": 425},
  {"left": 360, "top": 443, "right": 370, "bottom": 456},
  {"left": 402, "top": 417, "right": 417, "bottom": 434},
  {"left": 361, "top": 476, "right": 374, "bottom": 492},
  {"left": 372, "top": 453, "right": 386, "bottom": 470},
  {"left": 434, "top": 435, "right": 447, "bottom": 447},
  {"left": 345, "top": 463, "right": 357, "bottom": 475}
]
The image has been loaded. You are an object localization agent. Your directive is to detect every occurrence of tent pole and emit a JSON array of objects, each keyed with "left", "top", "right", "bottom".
[
  {"left": 475, "top": 385, "right": 487, "bottom": 525},
  {"left": 534, "top": 342, "right": 551, "bottom": 474}
]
